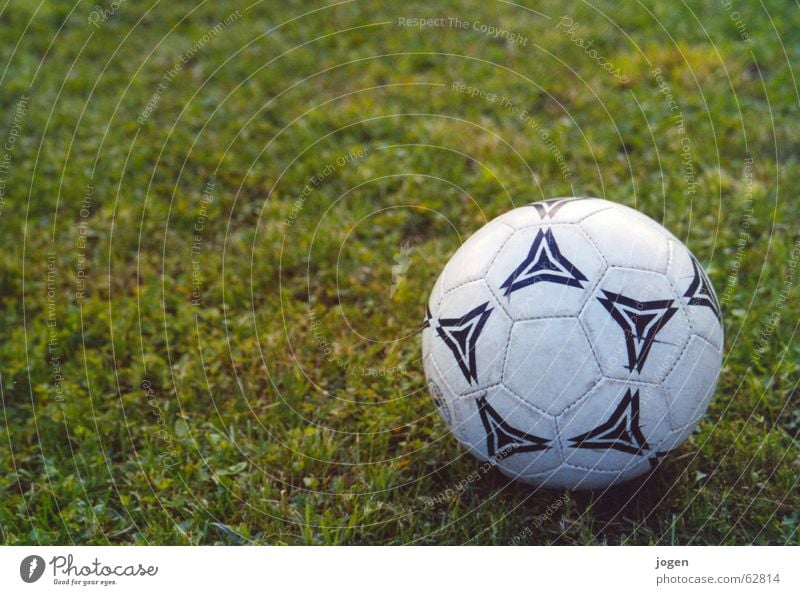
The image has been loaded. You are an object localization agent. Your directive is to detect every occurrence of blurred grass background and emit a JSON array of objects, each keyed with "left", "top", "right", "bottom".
[{"left": 0, "top": 0, "right": 798, "bottom": 544}]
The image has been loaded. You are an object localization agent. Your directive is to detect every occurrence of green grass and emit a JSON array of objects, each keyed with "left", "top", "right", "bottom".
[{"left": 1, "top": 0, "right": 799, "bottom": 545}]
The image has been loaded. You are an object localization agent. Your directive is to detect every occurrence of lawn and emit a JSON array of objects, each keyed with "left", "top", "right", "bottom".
[{"left": 0, "top": 0, "right": 798, "bottom": 545}]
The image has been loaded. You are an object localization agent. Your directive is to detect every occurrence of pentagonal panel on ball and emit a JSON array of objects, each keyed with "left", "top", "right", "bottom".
[
  {"left": 580, "top": 267, "right": 690, "bottom": 384},
  {"left": 428, "top": 280, "right": 512, "bottom": 396},
  {"left": 557, "top": 378, "right": 671, "bottom": 472},
  {"left": 439, "top": 220, "right": 514, "bottom": 293},
  {"left": 485, "top": 224, "right": 605, "bottom": 319},
  {"left": 490, "top": 205, "right": 540, "bottom": 230},
  {"left": 449, "top": 386, "right": 561, "bottom": 475},
  {"left": 662, "top": 335, "right": 722, "bottom": 430},
  {"left": 529, "top": 463, "right": 652, "bottom": 490},
  {"left": 580, "top": 204, "right": 670, "bottom": 273},
  {"left": 503, "top": 317, "right": 601, "bottom": 415}
]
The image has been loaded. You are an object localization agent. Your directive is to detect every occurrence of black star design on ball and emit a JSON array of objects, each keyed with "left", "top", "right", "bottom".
[
  {"left": 435, "top": 301, "right": 493, "bottom": 383},
  {"left": 500, "top": 229, "right": 588, "bottom": 297},
  {"left": 530, "top": 198, "right": 575, "bottom": 219},
  {"left": 684, "top": 255, "right": 721, "bottom": 321},
  {"left": 597, "top": 290, "right": 677, "bottom": 373},
  {"left": 567, "top": 388, "right": 649, "bottom": 455},
  {"left": 477, "top": 394, "right": 551, "bottom": 459}
]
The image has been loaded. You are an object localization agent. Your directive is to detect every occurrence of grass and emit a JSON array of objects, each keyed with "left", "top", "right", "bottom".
[{"left": 0, "top": 0, "right": 798, "bottom": 545}]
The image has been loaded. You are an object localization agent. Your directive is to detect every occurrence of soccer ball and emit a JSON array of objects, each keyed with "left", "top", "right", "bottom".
[{"left": 421, "top": 197, "right": 723, "bottom": 490}]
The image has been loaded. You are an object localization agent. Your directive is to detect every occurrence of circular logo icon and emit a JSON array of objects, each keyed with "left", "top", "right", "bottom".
[{"left": 20, "top": 555, "right": 45, "bottom": 583}]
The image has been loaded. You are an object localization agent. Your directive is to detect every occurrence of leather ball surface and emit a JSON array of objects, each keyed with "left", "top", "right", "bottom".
[{"left": 421, "top": 197, "right": 723, "bottom": 490}]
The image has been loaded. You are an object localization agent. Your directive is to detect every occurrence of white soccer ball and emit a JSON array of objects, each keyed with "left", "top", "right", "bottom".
[{"left": 421, "top": 197, "right": 723, "bottom": 490}]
